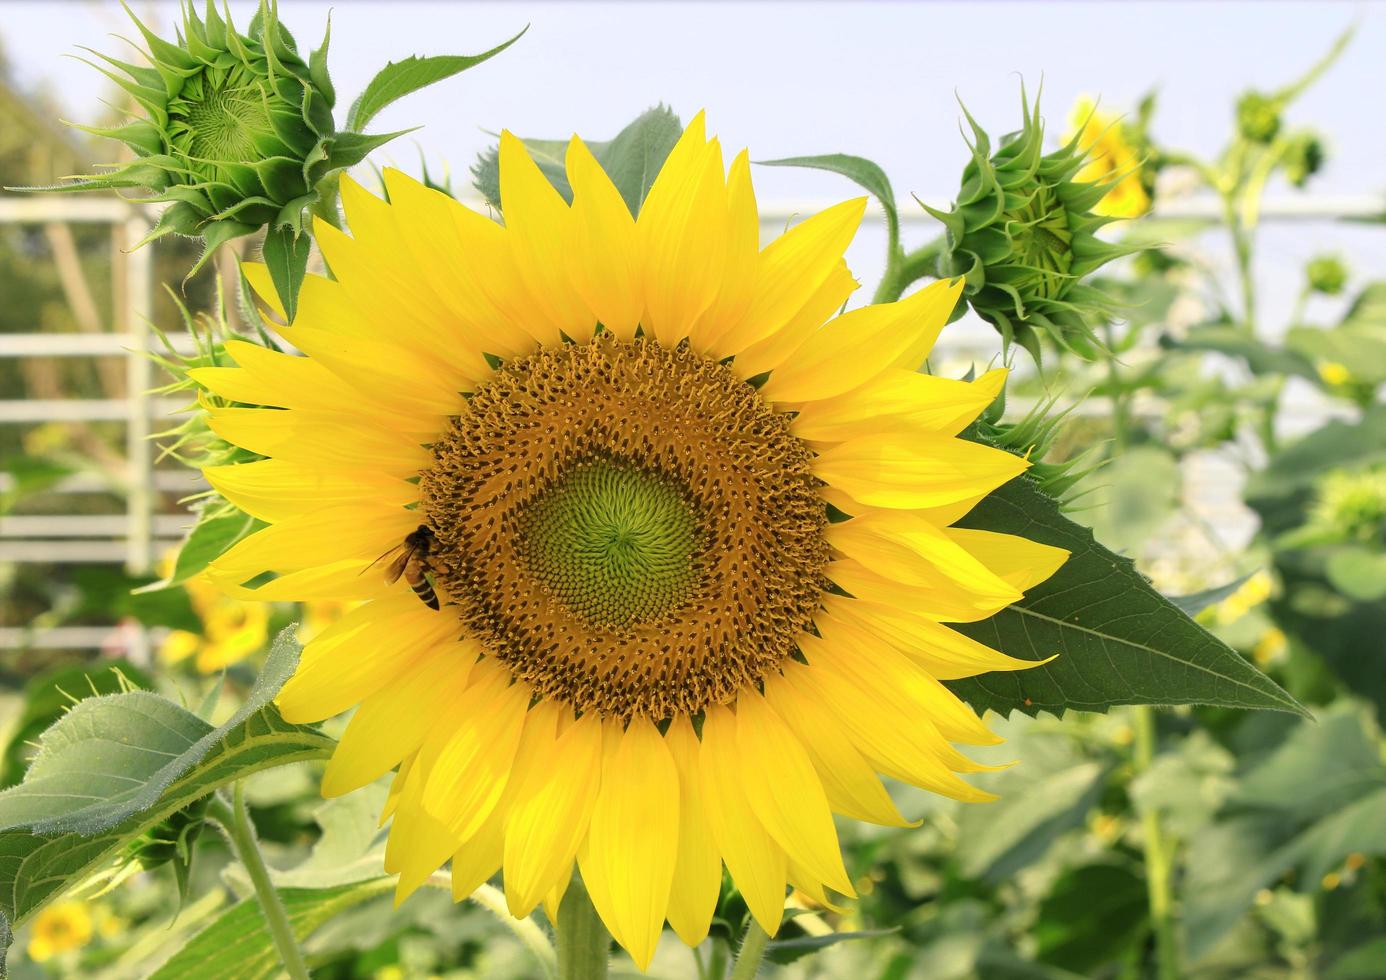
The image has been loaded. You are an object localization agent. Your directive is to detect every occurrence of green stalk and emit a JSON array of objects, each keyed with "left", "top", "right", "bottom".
[
  {"left": 556, "top": 876, "right": 610, "bottom": 980},
  {"left": 207, "top": 783, "right": 311, "bottom": 980},
  {"left": 421, "top": 876, "right": 557, "bottom": 978},
  {"left": 728, "top": 920, "right": 773, "bottom": 980},
  {"left": 872, "top": 236, "right": 946, "bottom": 305},
  {"left": 1133, "top": 706, "right": 1180, "bottom": 980}
]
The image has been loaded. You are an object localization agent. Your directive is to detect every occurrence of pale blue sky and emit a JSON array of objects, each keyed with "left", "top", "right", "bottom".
[{"left": 4, "top": 1, "right": 1384, "bottom": 339}]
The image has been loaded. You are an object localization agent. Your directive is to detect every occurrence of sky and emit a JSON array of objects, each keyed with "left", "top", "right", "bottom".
[{"left": 3, "top": 1, "right": 1385, "bottom": 346}]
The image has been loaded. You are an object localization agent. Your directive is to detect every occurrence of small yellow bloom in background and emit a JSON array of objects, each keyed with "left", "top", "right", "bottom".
[
  {"left": 1317, "top": 360, "right": 1352, "bottom": 387},
  {"left": 299, "top": 599, "right": 358, "bottom": 643},
  {"left": 26, "top": 900, "right": 94, "bottom": 963},
  {"left": 1205, "top": 570, "right": 1275, "bottom": 626},
  {"left": 1067, "top": 97, "right": 1151, "bottom": 219},
  {"left": 157, "top": 559, "right": 270, "bottom": 673},
  {"left": 1253, "top": 627, "right": 1288, "bottom": 666}
]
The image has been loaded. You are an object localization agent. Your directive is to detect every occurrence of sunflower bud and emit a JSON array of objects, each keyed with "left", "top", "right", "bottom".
[
  {"left": 928, "top": 90, "right": 1140, "bottom": 361},
  {"left": 1306, "top": 253, "right": 1348, "bottom": 296},
  {"left": 1283, "top": 131, "right": 1327, "bottom": 188},
  {"left": 37, "top": 1, "right": 340, "bottom": 275},
  {"left": 1236, "top": 90, "right": 1283, "bottom": 144}
]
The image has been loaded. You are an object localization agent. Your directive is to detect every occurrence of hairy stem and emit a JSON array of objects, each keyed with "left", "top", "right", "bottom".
[
  {"left": 728, "top": 919, "right": 773, "bottom": 980},
  {"left": 422, "top": 875, "right": 557, "bottom": 978},
  {"left": 207, "top": 784, "right": 311, "bottom": 980},
  {"left": 872, "top": 235, "right": 946, "bottom": 305},
  {"left": 1133, "top": 705, "right": 1180, "bottom": 980}
]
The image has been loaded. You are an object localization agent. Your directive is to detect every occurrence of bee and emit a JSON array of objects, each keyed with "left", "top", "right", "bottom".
[{"left": 371, "top": 524, "right": 440, "bottom": 609}]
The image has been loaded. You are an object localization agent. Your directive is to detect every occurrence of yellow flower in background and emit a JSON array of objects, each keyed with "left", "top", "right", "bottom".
[
  {"left": 1067, "top": 97, "right": 1150, "bottom": 219},
  {"left": 197, "top": 112, "right": 1067, "bottom": 968},
  {"left": 1253, "top": 627, "right": 1288, "bottom": 666},
  {"left": 299, "top": 598, "right": 357, "bottom": 643},
  {"left": 1205, "top": 570, "right": 1275, "bottom": 626},
  {"left": 158, "top": 565, "right": 270, "bottom": 673},
  {"left": 26, "top": 900, "right": 94, "bottom": 962},
  {"left": 1317, "top": 360, "right": 1352, "bottom": 387}
]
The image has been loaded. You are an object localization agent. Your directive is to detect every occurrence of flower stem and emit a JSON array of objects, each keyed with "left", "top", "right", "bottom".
[
  {"left": 1133, "top": 705, "right": 1180, "bottom": 980},
  {"left": 728, "top": 920, "right": 773, "bottom": 980},
  {"left": 207, "top": 783, "right": 311, "bottom": 980},
  {"left": 420, "top": 875, "right": 557, "bottom": 977},
  {"left": 871, "top": 236, "right": 946, "bottom": 305},
  {"left": 556, "top": 875, "right": 610, "bottom": 980}
]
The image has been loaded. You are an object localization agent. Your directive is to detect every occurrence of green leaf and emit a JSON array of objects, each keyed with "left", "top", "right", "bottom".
[
  {"left": 1325, "top": 546, "right": 1386, "bottom": 602},
  {"left": 0, "top": 629, "right": 302, "bottom": 835},
  {"left": 953, "top": 722, "right": 1106, "bottom": 881},
  {"left": 595, "top": 104, "right": 684, "bottom": 217},
  {"left": 1033, "top": 861, "right": 1148, "bottom": 974},
  {"left": 764, "top": 928, "right": 897, "bottom": 966},
  {"left": 134, "top": 507, "right": 260, "bottom": 593},
  {"left": 0, "top": 632, "right": 333, "bottom": 936},
  {"left": 260, "top": 225, "right": 311, "bottom": 324},
  {"left": 945, "top": 474, "right": 1308, "bottom": 718},
  {"left": 324, "top": 129, "right": 417, "bottom": 172},
  {"left": 1160, "top": 324, "right": 1317, "bottom": 379},
  {"left": 1, "top": 660, "right": 155, "bottom": 788},
  {"left": 148, "top": 879, "right": 391, "bottom": 980},
  {"left": 1182, "top": 704, "right": 1386, "bottom": 959},
  {"left": 757, "top": 153, "right": 898, "bottom": 239},
  {"left": 345, "top": 27, "right": 527, "bottom": 134},
  {"left": 1169, "top": 574, "right": 1255, "bottom": 618},
  {"left": 471, "top": 105, "right": 685, "bottom": 219}
]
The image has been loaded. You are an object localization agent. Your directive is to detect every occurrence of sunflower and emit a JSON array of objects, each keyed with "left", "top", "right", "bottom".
[
  {"left": 197, "top": 113, "right": 1067, "bottom": 968},
  {"left": 1068, "top": 97, "right": 1151, "bottom": 220}
]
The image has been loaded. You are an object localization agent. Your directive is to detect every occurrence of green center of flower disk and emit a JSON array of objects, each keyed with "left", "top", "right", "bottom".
[
  {"left": 169, "top": 67, "right": 273, "bottom": 166},
  {"left": 1006, "top": 182, "right": 1074, "bottom": 300},
  {"left": 519, "top": 459, "right": 702, "bottom": 628}
]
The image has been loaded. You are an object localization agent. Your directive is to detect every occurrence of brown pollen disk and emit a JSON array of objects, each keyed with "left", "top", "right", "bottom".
[{"left": 418, "top": 334, "right": 829, "bottom": 721}]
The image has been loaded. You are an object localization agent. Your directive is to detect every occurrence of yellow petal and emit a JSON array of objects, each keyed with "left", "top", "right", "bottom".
[
  {"left": 503, "top": 711, "right": 604, "bottom": 916},
  {"left": 761, "top": 278, "right": 963, "bottom": 404},
  {"left": 813, "top": 433, "right": 1029, "bottom": 510},
  {"left": 824, "top": 594, "right": 1041, "bottom": 680},
  {"left": 420, "top": 660, "right": 532, "bottom": 840},
  {"left": 564, "top": 135, "right": 643, "bottom": 341},
  {"left": 699, "top": 704, "right": 787, "bottom": 935},
  {"left": 638, "top": 113, "right": 728, "bottom": 346},
  {"left": 779, "top": 657, "right": 994, "bottom": 802},
  {"left": 944, "top": 528, "right": 1069, "bottom": 593},
  {"left": 499, "top": 130, "right": 595, "bottom": 343},
  {"left": 276, "top": 594, "right": 457, "bottom": 723},
  {"left": 380, "top": 168, "right": 539, "bottom": 360},
  {"left": 205, "top": 407, "right": 432, "bottom": 472},
  {"left": 762, "top": 672, "right": 912, "bottom": 827},
  {"left": 450, "top": 802, "right": 507, "bottom": 902},
  {"left": 203, "top": 459, "right": 415, "bottom": 524},
  {"left": 384, "top": 761, "right": 459, "bottom": 901},
  {"left": 734, "top": 691, "right": 854, "bottom": 895},
  {"left": 792, "top": 368, "right": 1008, "bottom": 443},
  {"left": 322, "top": 641, "right": 478, "bottom": 796},
  {"left": 580, "top": 718, "right": 680, "bottom": 971},
  {"left": 733, "top": 261, "right": 857, "bottom": 381},
  {"left": 219, "top": 560, "right": 383, "bottom": 602},
  {"left": 716, "top": 198, "right": 866, "bottom": 357},
  {"left": 208, "top": 504, "right": 418, "bottom": 581},
  {"left": 810, "top": 612, "right": 1001, "bottom": 746},
  {"left": 689, "top": 149, "right": 760, "bottom": 355},
  {"left": 663, "top": 716, "right": 723, "bottom": 946},
  {"left": 827, "top": 509, "right": 1022, "bottom": 608}
]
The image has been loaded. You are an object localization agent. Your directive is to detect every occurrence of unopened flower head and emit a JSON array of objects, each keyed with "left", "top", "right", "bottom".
[
  {"left": 928, "top": 89, "right": 1141, "bottom": 361},
  {"left": 46, "top": 1, "right": 337, "bottom": 272}
]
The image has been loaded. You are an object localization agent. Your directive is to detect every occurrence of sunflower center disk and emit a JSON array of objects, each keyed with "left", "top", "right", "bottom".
[
  {"left": 520, "top": 459, "right": 701, "bottom": 628},
  {"left": 170, "top": 68, "right": 271, "bottom": 167},
  {"left": 419, "top": 335, "right": 829, "bottom": 721}
]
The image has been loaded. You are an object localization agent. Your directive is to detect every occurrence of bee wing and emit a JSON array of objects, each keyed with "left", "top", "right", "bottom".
[{"left": 382, "top": 547, "right": 413, "bottom": 584}]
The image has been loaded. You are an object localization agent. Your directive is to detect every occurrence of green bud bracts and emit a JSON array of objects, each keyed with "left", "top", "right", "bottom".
[
  {"left": 928, "top": 90, "right": 1139, "bottom": 362},
  {"left": 38, "top": 1, "right": 348, "bottom": 276},
  {"left": 1306, "top": 253, "right": 1349, "bottom": 296}
]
